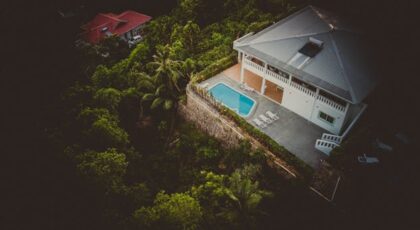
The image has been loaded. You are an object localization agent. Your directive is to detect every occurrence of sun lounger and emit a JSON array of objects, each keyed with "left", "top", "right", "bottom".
[
  {"left": 253, "top": 118, "right": 267, "bottom": 128},
  {"left": 266, "top": 111, "right": 279, "bottom": 120},
  {"left": 372, "top": 138, "right": 393, "bottom": 152},
  {"left": 259, "top": 114, "right": 272, "bottom": 124},
  {"left": 357, "top": 154, "right": 379, "bottom": 164},
  {"left": 242, "top": 83, "right": 255, "bottom": 92}
]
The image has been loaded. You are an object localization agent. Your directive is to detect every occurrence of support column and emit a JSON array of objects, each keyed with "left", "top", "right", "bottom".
[
  {"left": 237, "top": 51, "right": 241, "bottom": 63},
  {"left": 344, "top": 102, "right": 350, "bottom": 114},
  {"left": 240, "top": 53, "right": 245, "bottom": 83},
  {"left": 309, "top": 88, "right": 320, "bottom": 121},
  {"left": 261, "top": 78, "right": 266, "bottom": 94},
  {"left": 261, "top": 62, "right": 268, "bottom": 94}
]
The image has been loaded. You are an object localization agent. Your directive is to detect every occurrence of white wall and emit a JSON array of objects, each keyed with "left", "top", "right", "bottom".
[
  {"left": 281, "top": 82, "right": 348, "bottom": 135},
  {"left": 310, "top": 101, "right": 346, "bottom": 135},
  {"left": 282, "top": 87, "right": 316, "bottom": 120},
  {"left": 241, "top": 58, "right": 350, "bottom": 135}
]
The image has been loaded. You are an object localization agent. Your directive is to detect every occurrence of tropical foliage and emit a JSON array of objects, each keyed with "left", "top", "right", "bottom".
[{"left": 49, "top": 1, "right": 328, "bottom": 229}]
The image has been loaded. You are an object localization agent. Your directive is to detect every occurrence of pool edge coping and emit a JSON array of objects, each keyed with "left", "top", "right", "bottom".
[{"left": 207, "top": 82, "right": 257, "bottom": 118}]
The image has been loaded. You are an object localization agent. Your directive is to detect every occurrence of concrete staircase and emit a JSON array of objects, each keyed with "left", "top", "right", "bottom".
[{"left": 315, "top": 133, "right": 342, "bottom": 155}]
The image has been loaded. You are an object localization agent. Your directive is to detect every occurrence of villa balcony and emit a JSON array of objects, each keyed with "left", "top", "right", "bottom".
[{"left": 242, "top": 58, "right": 346, "bottom": 114}]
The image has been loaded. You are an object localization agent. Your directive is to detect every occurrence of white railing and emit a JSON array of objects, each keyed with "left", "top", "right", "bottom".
[
  {"left": 316, "top": 94, "right": 346, "bottom": 112},
  {"left": 266, "top": 68, "right": 289, "bottom": 85},
  {"left": 315, "top": 139, "right": 340, "bottom": 155},
  {"left": 244, "top": 59, "right": 265, "bottom": 75},
  {"left": 321, "top": 133, "right": 342, "bottom": 144},
  {"left": 290, "top": 81, "right": 316, "bottom": 97}
]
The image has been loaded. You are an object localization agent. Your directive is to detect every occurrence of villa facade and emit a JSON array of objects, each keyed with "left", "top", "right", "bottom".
[{"left": 233, "top": 6, "right": 376, "bottom": 140}]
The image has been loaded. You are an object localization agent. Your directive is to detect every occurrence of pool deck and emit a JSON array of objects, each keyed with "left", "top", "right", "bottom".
[{"left": 201, "top": 67, "right": 327, "bottom": 169}]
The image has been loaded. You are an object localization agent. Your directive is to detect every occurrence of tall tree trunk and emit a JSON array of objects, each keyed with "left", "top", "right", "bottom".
[{"left": 163, "top": 105, "right": 177, "bottom": 150}]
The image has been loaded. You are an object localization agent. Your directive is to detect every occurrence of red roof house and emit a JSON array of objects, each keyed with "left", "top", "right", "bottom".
[{"left": 81, "top": 10, "right": 152, "bottom": 44}]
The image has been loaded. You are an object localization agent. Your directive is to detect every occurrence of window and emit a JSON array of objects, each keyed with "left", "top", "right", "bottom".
[{"left": 319, "top": 111, "right": 335, "bottom": 124}]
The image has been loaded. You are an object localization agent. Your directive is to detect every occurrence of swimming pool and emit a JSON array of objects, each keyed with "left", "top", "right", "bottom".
[{"left": 208, "top": 83, "right": 256, "bottom": 117}]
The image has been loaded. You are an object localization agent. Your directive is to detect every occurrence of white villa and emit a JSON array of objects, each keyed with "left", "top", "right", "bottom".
[{"left": 232, "top": 6, "right": 376, "bottom": 153}]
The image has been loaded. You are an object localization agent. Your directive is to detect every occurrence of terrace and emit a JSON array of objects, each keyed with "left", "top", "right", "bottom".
[{"left": 201, "top": 64, "right": 327, "bottom": 169}]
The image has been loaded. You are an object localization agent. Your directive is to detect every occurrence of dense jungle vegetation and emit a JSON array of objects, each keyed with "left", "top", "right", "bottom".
[{"left": 3, "top": 0, "right": 418, "bottom": 229}]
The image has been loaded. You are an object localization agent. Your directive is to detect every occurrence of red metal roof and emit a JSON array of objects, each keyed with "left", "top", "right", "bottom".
[{"left": 81, "top": 10, "right": 152, "bottom": 44}]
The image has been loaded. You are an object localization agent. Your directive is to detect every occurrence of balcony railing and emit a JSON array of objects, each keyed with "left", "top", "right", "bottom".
[
  {"left": 243, "top": 58, "right": 347, "bottom": 113},
  {"left": 266, "top": 68, "right": 289, "bottom": 85},
  {"left": 290, "top": 81, "right": 316, "bottom": 97},
  {"left": 244, "top": 58, "right": 265, "bottom": 75},
  {"left": 316, "top": 94, "right": 346, "bottom": 112}
]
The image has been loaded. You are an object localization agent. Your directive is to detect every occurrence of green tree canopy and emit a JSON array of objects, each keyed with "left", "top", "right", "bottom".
[
  {"left": 94, "top": 88, "right": 122, "bottom": 111},
  {"left": 191, "top": 166, "right": 272, "bottom": 228},
  {"left": 78, "top": 107, "right": 129, "bottom": 148},
  {"left": 133, "top": 191, "right": 203, "bottom": 230},
  {"left": 77, "top": 148, "right": 128, "bottom": 191}
]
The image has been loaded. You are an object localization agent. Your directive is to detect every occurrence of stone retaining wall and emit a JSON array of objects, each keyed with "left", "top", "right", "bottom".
[{"left": 178, "top": 91, "right": 244, "bottom": 149}]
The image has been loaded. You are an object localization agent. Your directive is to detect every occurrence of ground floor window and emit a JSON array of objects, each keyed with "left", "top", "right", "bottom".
[{"left": 319, "top": 111, "right": 335, "bottom": 124}]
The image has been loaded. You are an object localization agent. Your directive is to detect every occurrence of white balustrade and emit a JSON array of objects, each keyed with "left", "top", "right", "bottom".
[
  {"left": 266, "top": 68, "right": 289, "bottom": 85},
  {"left": 321, "top": 133, "right": 343, "bottom": 144},
  {"left": 316, "top": 94, "right": 346, "bottom": 112},
  {"left": 290, "top": 81, "right": 316, "bottom": 97},
  {"left": 244, "top": 59, "right": 265, "bottom": 75},
  {"left": 315, "top": 139, "right": 340, "bottom": 155}
]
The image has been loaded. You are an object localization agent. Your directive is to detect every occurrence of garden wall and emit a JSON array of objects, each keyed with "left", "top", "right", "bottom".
[{"left": 178, "top": 89, "right": 244, "bottom": 149}]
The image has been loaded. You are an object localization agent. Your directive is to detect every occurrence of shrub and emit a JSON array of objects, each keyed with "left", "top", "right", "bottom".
[{"left": 191, "top": 53, "right": 237, "bottom": 83}]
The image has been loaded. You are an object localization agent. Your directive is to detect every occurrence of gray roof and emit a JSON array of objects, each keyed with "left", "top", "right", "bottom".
[{"left": 234, "top": 5, "right": 377, "bottom": 104}]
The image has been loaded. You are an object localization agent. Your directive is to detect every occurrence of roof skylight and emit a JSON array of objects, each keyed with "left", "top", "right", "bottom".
[{"left": 298, "top": 37, "right": 323, "bottom": 58}]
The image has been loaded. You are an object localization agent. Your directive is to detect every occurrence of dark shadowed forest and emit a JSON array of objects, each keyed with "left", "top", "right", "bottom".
[{"left": 2, "top": 0, "right": 419, "bottom": 229}]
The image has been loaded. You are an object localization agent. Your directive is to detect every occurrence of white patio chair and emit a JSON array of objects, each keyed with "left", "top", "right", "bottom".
[
  {"left": 266, "top": 111, "right": 279, "bottom": 120},
  {"left": 259, "top": 114, "right": 273, "bottom": 124},
  {"left": 252, "top": 118, "right": 267, "bottom": 128},
  {"left": 244, "top": 83, "right": 255, "bottom": 92}
]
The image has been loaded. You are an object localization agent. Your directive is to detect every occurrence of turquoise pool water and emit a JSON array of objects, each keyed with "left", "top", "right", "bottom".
[{"left": 208, "top": 83, "right": 256, "bottom": 117}]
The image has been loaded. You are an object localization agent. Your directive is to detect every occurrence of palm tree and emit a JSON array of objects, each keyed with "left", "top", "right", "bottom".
[
  {"left": 143, "top": 44, "right": 185, "bottom": 111},
  {"left": 141, "top": 45, "right": 187, "bottom": 147},
  {"left": 223, "top": 165, "right": 272, "bottom": 228}
]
